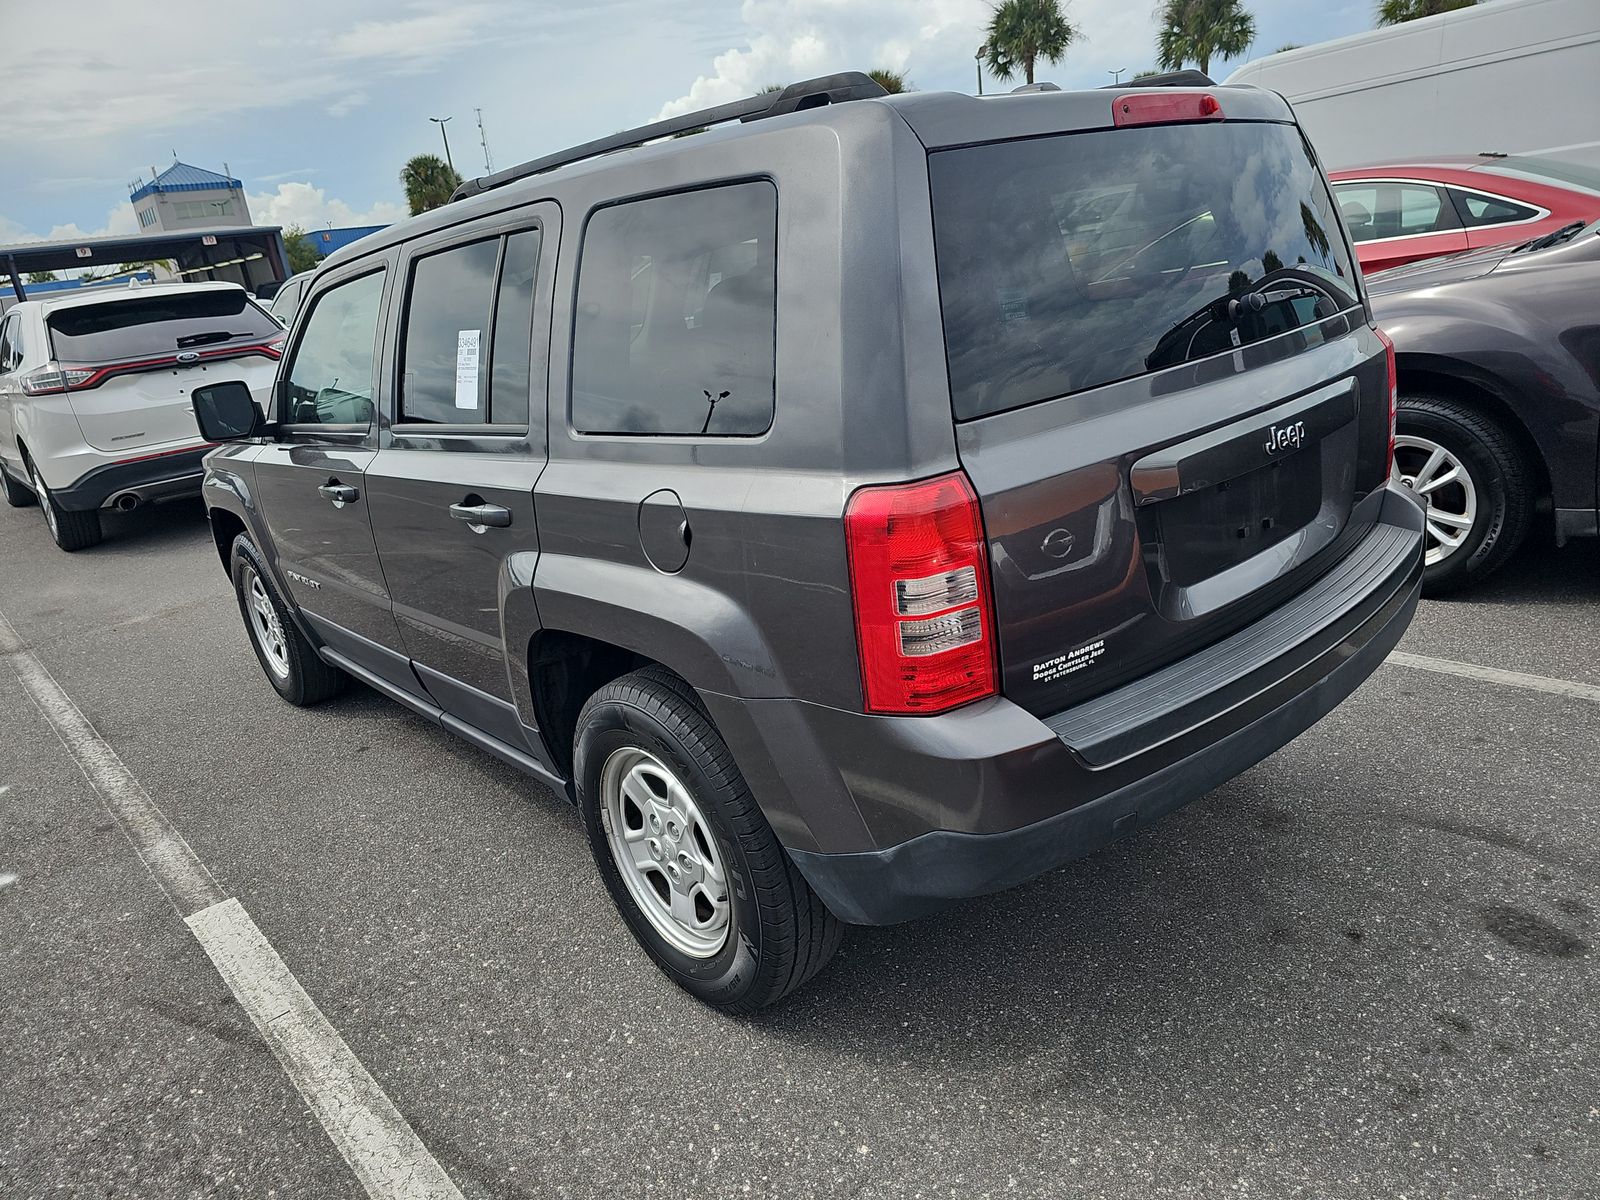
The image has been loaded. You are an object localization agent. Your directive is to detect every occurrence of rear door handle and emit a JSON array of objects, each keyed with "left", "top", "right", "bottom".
[
  {"left": 318, "top": 482, "right": 359, "bottom": 507},
  {"left": 449, "top": 501, "right": 512, "bottom": 528}
]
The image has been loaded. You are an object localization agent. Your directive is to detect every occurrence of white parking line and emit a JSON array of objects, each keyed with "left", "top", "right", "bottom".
[
  {"left": 190, "top": 899, "right": 464, "bottom": 1200},
  {"left": 0, "top": 612, "right": 224, "bottom": 916},
  {"left": 0, "top": 607, "right": 463, "bottom": 1200},
  {"left": 1388, "top": 650, "right": 1600, "bottom": 704}
]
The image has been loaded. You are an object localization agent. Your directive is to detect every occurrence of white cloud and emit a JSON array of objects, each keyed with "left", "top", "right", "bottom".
[
  {"left": 657, "top": 0, "right": 993, "bottom": 118},
  {"left": 0, "top": 201, "right": 140, "bottom": 245},
  {"left": 325, "top": 4, "right": 500, "bottom": 67},
  {"left": 244, "top": 182, "right": 405, "bottom": 232},
  {"left": 0, "top": 0, "right": 509, "bottom": 144},
  {"left": 326, "top": 92, "right": 371, "bottom": 119}
]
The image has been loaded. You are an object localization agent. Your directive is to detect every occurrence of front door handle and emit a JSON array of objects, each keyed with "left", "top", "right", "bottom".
[
  {"left": 318, "top": 482, "right": 359, "bottom": 507},
  {"left": 449, "top": 501, "right": 512, "bottom": 528}
]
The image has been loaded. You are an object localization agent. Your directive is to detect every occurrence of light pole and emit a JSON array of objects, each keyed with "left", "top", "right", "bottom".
[
  {"left": 976, "top": 45, "right": 987, "bottom": 96},
  {"left": 1109, "top": 67, "right": 1126, "bottom": 85},
  {"left": 430, "top": 116, "right": 455, "bottom": 173}
]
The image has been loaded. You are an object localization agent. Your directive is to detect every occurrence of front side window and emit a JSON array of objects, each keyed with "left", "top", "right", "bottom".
[
  {"left": 931, "top": 122, "right": 1360, "bottom": 420},
  {"left": 1334, "top": 182, "right": 1459, "bottom": 242},
  {"left": 572, "top": 181, "right": 776, "bottom": 436},
  {"left": 282, "top": 271, "right": 385, "bottom": 427}
]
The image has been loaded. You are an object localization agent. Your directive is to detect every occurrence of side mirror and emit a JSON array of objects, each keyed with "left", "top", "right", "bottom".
[{"left": 192, "top": 381, "right": 262, "bottom": 442}]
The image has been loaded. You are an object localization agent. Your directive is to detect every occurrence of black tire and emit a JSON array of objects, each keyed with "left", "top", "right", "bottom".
[
  {"left": 25, "top": 454, "right": 101, "bottom": 552},
  {"left": 1396, "top": 393, "right": 1534, "bottom": 597},
  {"left": 2, "top": 462, "right": 35, "bottom": 508},
  {"left": 229, "top": 533, "right": 346, "bottom": 706},
  {"left": 575, "top": 666, "right": 842, "bottom": 1013}
]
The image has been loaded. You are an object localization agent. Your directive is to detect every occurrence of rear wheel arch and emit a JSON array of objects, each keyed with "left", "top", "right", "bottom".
[
  {"left": 1394, "top": 360, "right": 1552, "bottom": 508},
  {"left": 526, "top": 630, "right": 656, "bottom": 781}
]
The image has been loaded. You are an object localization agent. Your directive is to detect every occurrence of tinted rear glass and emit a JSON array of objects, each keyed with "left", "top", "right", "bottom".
[
  {"left": 47, "top": 290, "right": 279, "bottom": 364},
  {"left": 930, "top": 121, "right": 1360, "bottom": 420}
]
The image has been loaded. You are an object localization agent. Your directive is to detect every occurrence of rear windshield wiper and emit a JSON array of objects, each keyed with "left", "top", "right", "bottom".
[
  {"left": 176, "top": 330, "right": 255, "bottom": 348},
  {"left": 1514, "top": 221, "right": 1586, "bottom": 254},
  {"left": 1146, "top": 283, "right": 1328, "bottom": 369}
]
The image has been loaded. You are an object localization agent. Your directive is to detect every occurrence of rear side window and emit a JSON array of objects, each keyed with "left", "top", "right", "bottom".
[
  {"left": 1450, "top": 189, "right": 1539, "bottom": 227},
  {"left": 47, "top": 290, "right": 279, "bottom": 364},
  {"left": 931, "top": 122, "right": 1361, "bottom": 420},
  {"left": 282, "top": 271, "right": 385, "bottom": 427},
  {"left": 571, "top": 181, "right": 776, "bottom": 436},
  {"left": 397, "top": 228, "right": 542, "bottom": 427},
  {"left": 0, "top": 316, "right": 18, "bottom": 373}
]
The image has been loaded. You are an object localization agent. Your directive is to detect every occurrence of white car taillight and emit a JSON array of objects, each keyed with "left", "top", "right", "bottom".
[{"left": 19, "top": 365, "right": 95, "bottom": 396}]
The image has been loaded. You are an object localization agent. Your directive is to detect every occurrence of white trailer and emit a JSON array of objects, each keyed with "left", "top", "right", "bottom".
[{"left": 1224, "top": 0, "right": 1600, "bottom": 170}]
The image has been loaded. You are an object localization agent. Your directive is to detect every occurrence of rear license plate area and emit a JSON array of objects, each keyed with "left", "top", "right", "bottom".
[{"left": 1152, "top": 458, "right": 1322, "bottom": 587}]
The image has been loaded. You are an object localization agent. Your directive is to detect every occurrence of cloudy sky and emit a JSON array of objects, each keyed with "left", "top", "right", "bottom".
[{"left": 1, "top": 0, "right": 1382, "bottom": 244}]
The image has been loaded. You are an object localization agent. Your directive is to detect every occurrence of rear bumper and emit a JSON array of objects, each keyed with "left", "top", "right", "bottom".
[
  {"left": 51, "top": 446, "right": 213, "bottom": 512},
  {"left": 706, "top": 484, "right": 1425, "bottom": 925}
]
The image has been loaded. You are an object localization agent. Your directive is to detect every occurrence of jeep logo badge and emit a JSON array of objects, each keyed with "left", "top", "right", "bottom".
[{"left": 1264, "top": 420, "right": 1306, "bottom": 454}]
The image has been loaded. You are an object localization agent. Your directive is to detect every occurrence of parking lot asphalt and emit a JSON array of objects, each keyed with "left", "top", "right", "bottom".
[{"left": 1, "top": 498, "right": 1596, "bottom": 1200}]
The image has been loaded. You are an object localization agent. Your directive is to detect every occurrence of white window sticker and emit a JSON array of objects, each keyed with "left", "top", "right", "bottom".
[{"left": 454, "top": 329, "right": 481, "bottom": 410}]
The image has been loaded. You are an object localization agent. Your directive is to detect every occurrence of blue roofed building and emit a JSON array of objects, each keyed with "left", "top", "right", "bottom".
[
  {"left": 298, "top": 225, "right": 388, "bottom": 259},
  {"left": 130, "top": 161, "right": 252, "bottom": 232}
]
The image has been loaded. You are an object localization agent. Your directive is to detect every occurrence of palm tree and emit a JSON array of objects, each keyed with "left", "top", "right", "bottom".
[
  {"left": 983, "top": 0, "right": 1079, "bottom": 86},
  {"left": 400, "top": 153, "right": 462, "bottom": 216},
  {"left": 1376, "top": 0, "right": 1475, "bottom": 24},
  {"left": 868, "top": 68, "right": 911, "bottom": 94},
  {"left": 1156, "top": 0, "right": 1256, "bottom": 77}
]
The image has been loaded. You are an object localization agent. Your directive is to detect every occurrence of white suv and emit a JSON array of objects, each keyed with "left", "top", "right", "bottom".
[{"left": 0, "top": 282, "right": 281, "bottom": 550}]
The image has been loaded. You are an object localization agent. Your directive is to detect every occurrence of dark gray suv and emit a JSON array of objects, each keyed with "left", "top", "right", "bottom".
[{"left": 191, "top": 72, "right": 1425, "bottom": 1011}]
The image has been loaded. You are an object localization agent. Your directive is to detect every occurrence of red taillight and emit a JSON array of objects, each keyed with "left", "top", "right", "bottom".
[
  {"left": 1374, "top": 326, "right": 1398, "bottom": 475},
  {"left": 1111, "top": 92, "right": 1222, "bottom": 127},
  {"left": 19, "top": 365, "right": 94, "bottom": 396},
  {"left": 844, "top": 471, "right": 997, "bottom": 715},
  {"left": 262, "top": 333, "right": 286, "bottom": 359}
]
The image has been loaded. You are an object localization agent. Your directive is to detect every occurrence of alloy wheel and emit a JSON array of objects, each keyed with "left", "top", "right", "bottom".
[
  {"left": 1395, "top": 433, "right": 1478, "bottom": 567},
  {"left": 600, "top": 745, "right": 731, "bottom": 958},
  {"left": 242, "top": 565, "right": 292, "bottom": 680},
  {"left": 29, "top": 462, "right": 59, "bottom": 541}
]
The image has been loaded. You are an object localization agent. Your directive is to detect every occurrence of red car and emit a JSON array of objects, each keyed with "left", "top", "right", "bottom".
[{"left": 1329, "top": 155, "right": 1600, "bottom": 273}]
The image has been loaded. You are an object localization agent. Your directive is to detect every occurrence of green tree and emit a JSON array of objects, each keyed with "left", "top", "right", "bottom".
[
  {"left": 1376, "top": 0, "right": 1475, "bottom": 24},
  {"left": 1156, "top": 0, "right": 1256, "bottom": 77},
  {"left": 983, "top": 0, "right": 1079, "bottom": 86},
  {"left": 400, "top": 153, "right": 463, "bottom": 216},
  {"left": 283, "top": 225, "right": 321, "bottom": 274},
  {"left": 867, "top": 68, "right": 911, "bottom": 94},
  {"left": 1275, "top": 42, "right": 1302, "bottom": 52},
  {"left": 26, "top": 271, "right": 57, "bottom": 284}
]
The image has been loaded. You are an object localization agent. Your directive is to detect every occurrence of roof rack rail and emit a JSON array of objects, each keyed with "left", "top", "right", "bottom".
[
  {"left": 1102, "top": 69, "right": 1215, "bottom": 89},
  {"left": 450, "top": 71, "right": 888, "bottom": 203}
]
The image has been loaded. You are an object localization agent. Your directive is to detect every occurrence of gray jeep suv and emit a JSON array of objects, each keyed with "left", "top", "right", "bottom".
[{"left": 191, "top": 72, "right": 1425, "bottom": 1011}]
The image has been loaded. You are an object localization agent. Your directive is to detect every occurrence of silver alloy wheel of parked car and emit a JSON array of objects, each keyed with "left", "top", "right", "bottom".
[
  {"left": 600, "top": 745, "right": 731, "bottom": 958},
  {"left": 1394, "top": 433, "right": 1478, "bottom": 567},
  {"left": 241, "top": 564, "right": 292, "bottom": 680},
  {"left": 28, "top": 460, "right": 58, "bottom": 542}
]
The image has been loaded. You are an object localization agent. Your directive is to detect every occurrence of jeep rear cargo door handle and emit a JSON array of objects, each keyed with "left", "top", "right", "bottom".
[
  {"left": 317, "top": 482, "right": 359, "bottom": 506},
  {"left": 449, "top": 501, "right": 512, "bottom": 528}
]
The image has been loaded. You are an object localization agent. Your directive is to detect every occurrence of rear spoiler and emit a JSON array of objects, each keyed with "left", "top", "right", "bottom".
[{"left": 1100, "top": 70, "right": 1216, "bottom": 89}]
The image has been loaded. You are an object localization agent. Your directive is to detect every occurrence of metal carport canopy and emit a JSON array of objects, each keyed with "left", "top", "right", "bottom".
[{"left": 1, "top": 226, "right": 288, "bottom": 301}]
